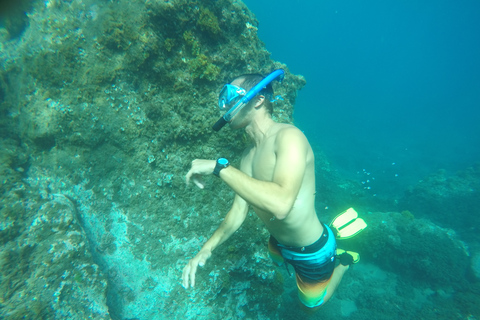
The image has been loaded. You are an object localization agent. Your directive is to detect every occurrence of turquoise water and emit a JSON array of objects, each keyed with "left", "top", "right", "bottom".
[
  {"left": 244, "top": 0, "right": 480, "bottom": 197},
  {"left": 242, "top": 2, "right": 480, "bottom": 318}
]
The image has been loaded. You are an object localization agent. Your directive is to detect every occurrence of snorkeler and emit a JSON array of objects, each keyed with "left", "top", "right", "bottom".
[{"left": 182, "top": 70, "right": 364, "bottom": 308}]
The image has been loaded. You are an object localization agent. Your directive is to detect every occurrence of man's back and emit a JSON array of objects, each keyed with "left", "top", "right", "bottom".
[{"left": 241, "top": 123, "right": 323, "bottom": 247}]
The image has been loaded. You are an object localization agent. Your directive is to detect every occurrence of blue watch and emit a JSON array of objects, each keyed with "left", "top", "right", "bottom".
[{"left": 213, "top": 158, "right": 230, "bottom": 177}]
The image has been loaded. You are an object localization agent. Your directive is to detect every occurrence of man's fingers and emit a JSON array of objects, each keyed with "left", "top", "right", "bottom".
[
  {"left": 193, "top": 177, "right": 205, "bottom": 189},
  {"left": 182, "top": 262, "right": 199, "bottom": 289},
  {"left": 189, "top": 264, "right": 197, "bottom": 288},
  {"left": 185, "top": 170, "right": 193, "bottom": 186},
  {"left": 182, "top": 252, "right": 211, "bottom": 289},
  {"left": 186, "top": 170, "right": 205, "bottom": 189},
  {"left": 182, "top": 265, "right": 190, "bottom": 289},
  {"left": 186, "top": 159, "right": 216, "bottom": 188}
]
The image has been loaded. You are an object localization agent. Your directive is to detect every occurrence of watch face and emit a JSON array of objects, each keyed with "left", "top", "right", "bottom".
[{"left": 218, "top": 158, "right": 229, "bottom": 165}]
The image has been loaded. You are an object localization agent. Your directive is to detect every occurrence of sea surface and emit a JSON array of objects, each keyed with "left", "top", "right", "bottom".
[{"left": 244, "top": 0, "right": 480, "bottom": 197}]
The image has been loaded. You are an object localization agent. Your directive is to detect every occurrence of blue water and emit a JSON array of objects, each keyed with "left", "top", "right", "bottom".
[{"left": 243, "top": 0, "right": 480, "bottom": 196}]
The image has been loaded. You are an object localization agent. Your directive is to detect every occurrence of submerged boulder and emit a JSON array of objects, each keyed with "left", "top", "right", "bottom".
[
  {"left": 0, "top": 0, "right": 305, "bottom": 318},
  {"left": 351, "top": 211, "right": 470, "bottom": 290},
  {"left": 400, "top": 166, "right": 480, "bottom": 237},
  {"left": 0, "top": 142, "right": 109, "bottom": 319}
]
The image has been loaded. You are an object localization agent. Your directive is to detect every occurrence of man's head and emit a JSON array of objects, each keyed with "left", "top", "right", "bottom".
[
  {"left": 213, "top": 69, "right": 284, "bottom": 132},
  {"left": 230, "top": 74, "right": 274, "bottom": 115}
]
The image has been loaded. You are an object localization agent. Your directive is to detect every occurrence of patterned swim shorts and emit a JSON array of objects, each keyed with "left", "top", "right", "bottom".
[{"left": 268, "top": 223, "right": 337, "bottom": 307}]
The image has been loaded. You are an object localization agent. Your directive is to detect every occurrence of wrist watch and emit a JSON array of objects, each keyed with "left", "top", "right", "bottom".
[{"left": 213, "top": 158, "right": 230, "bottom": 177}]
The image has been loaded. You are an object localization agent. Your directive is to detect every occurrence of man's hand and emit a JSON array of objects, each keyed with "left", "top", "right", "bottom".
[
  {"left": 186, "top": 159, "right": 216, "bottom": 189},
  {"left": 182, "top": 249, "right": 212, "bottom": 289}
]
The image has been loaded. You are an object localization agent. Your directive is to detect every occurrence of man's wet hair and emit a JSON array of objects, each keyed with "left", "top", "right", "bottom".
[{"left": 232, "top": 74, "right": 274, "bottom": 115}]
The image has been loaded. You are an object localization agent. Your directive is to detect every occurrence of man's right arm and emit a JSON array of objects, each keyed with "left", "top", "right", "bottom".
[{"left": 182, "top": 194, "right": 248, "bottom": 289}]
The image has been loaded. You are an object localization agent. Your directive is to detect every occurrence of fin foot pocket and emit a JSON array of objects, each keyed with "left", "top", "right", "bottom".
[{"left": 336, "top": 249, "right": 360, "bottom": 266}]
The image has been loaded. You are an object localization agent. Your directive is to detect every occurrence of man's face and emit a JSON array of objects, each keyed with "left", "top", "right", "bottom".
[
  {"left": 223, "top": 80, "right": 247, "bottom": 128},
  {"left": 228, "top": 109, "right": 249, "bottom": 130},
  {"left": 218, "top": 85, "right": 245, "bottom": 112},
  {"left": 219, "top": 79, "right": 249, "bottom": 129}
]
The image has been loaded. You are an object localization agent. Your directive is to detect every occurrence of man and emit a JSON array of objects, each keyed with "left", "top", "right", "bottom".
[{"left": 182, "top": 71, "right": 355, "bottom": 308}]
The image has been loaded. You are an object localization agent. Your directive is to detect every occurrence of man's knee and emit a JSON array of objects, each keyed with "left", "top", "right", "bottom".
[
  {"left": 298, "top": 264, "right": 350, "bottom": 309},
  {"left": 299, "top": 300, "right": 323, "bottom": 314}
]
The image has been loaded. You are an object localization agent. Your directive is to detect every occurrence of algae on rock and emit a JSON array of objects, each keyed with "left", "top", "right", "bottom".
[{"left": 0, "top": 0, "right": 305, "bottom": 319}]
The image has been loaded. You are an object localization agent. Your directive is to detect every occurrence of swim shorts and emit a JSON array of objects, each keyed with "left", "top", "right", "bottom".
[{"left": 268, "top": 223, "right": 337, "bottom": 308}]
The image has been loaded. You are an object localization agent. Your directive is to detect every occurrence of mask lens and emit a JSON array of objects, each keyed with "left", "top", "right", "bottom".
[{"left": 218, "top": 84, "right": 246, "bottom": 111}]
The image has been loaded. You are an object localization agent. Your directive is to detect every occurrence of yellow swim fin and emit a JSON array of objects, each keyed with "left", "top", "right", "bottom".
[{"left": 330, "top": 208, "right": 367, "bottom": 239}]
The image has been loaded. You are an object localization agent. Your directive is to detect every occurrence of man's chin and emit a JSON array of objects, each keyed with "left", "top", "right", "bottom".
[{"left": 228, "top": 121, "right": 240, "bottom": 130}]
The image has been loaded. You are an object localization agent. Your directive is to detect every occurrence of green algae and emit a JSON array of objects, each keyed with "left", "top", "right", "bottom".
[
  {"left": 164, "top": 38, "right": 175, "bottom": 52},
  {"left": 188, "top": 54, "right": 221, "bottom": 81},
  {"left": 183, "top": 30, "right": 201, "bottom": 56},
  {"left": 198, "top": 7, "right": 221, "bottom": 37}
]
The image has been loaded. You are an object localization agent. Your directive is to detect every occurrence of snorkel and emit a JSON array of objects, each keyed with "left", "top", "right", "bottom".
[{"left": 212, "top": 69, "right": 285, "bottom": 131}]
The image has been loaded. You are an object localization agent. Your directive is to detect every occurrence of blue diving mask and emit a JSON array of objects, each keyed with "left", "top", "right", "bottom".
[
  {"left": 212, "top": 69, "right": 285, "bottom": 131},
  {"left": 218, "top": 84, "right": 247, "bottom": 111}
]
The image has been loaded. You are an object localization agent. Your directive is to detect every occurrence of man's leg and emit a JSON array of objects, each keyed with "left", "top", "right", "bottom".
[
  {"left": 268, "top": 236, "right": 285, "bottom": 266},
  {"left": 321, "top": 264, "right": 349, "bottom": 304},
  {"left": 296, "top": 264, "right": 349, "bottom": 309}
]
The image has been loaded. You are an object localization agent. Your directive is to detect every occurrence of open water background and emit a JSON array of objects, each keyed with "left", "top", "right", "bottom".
[{"left": 243, "top": 0, "right": 480, "bottom": 198}]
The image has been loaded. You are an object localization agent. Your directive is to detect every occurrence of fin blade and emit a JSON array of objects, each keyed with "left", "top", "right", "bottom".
[
  {"left": 331, "top": 208, "right": 358, "bottom": 229},
  {"left": 336, "top": 218, "right": 367, "bottom": 239}
]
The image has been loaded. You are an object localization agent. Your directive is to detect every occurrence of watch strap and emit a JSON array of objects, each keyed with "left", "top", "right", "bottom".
[{"left": 213, "top": 158, "right": 229, "bottom": 177}]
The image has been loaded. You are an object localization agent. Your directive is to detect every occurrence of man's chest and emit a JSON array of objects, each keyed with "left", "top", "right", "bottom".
[{"left": 250, "top": 141, "right": 277, "bottom": 181}]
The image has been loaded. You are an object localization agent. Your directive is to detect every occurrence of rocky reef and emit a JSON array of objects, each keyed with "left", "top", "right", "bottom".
[
  {"left": 319, "top": 210, "right": 480, "bottom": 320},
  {"left": 0, "top": 0, "right": 304, "bottom": 319},
  {"left": 400, "top": 165, "right": 480, "bottom": 240}
]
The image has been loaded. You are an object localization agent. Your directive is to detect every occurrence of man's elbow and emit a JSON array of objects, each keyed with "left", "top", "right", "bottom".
[
  {"left": 274, "top": 211, "right": 289, "bottom": 220},
  {"left": 272, "top": 200, "right": 295, "bottom": 220}
]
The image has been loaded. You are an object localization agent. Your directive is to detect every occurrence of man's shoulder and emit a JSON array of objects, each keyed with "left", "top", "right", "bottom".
[
  {"left": 273, "top": 124, "right": 313, "bottom": 158},
  {"left": 275, "top": 124, "right": 307, "bottom": 142}
]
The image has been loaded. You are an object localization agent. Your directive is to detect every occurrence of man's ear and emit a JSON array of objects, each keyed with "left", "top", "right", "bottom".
[{"left": 254, "top": 95, "right": 265, "bottom": 109}]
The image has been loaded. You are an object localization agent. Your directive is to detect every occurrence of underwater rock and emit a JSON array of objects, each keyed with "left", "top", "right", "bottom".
[
  {"left": 354, "top": 211, "right": 470, "bottom": 290},
  {"left": 339, "top": 299, "right": 358, "bottom": 317},
  {"left": 0, "top": 0, "right": 35, "bottom": 40},
  {"left": 472, "top": 249, "right": 480, "bottom": 280},
  {"left": 0, "top": 0, "right": 305, "bottom": 318},
  {"left": 400, "top": 166, "right": 480, "bottom": 237},
  {"left": 0, "top": 184, "right": 109, "bottom": 318}
]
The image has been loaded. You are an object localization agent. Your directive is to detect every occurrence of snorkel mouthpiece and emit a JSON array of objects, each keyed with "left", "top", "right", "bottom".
[
  {"left": 212, "top": 116, "right": 228, "bottom": 131},
  {"left": 212, "top": 69, "right": 285, "bottom": 131}
]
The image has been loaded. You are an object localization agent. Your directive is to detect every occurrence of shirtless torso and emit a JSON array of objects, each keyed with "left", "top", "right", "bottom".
[{"left": 241, "top": 123, "right": 323, "bottom": 247}]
